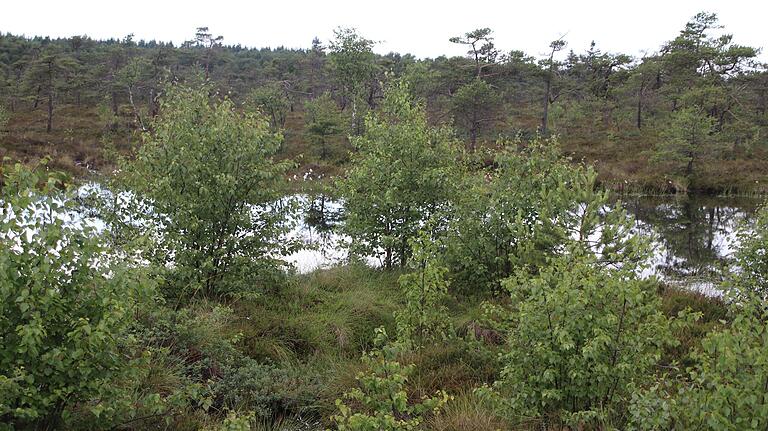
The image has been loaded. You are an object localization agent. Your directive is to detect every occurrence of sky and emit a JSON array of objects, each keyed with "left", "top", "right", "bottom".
[{"left": 2, "top": 0, "right": 767, "bottom": 61}]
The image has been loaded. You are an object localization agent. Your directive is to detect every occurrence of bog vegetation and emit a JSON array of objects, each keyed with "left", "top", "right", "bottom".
[{"left": 2, "top": 11, "right": 768, "bottom": 431}]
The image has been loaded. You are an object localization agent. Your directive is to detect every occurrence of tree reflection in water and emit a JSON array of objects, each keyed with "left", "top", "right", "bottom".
[{"left": 624, "top": 195, "right": 761, "bottom": 290}]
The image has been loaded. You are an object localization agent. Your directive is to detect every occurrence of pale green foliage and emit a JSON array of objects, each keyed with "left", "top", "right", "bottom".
[
  {"left": 727, "top": 204, "right": 768, "bottom": 301},
  {"left": 445, "top": 138, "right": 646, "bottom": 291},
  {"left": 117, "top": 83, "right": 294, "bottom": 298},
  {"left": 482, "top": 253, "right": 674, "bottom": 428},
  {"left": 339, "top": 81, "right": 459, "bottom": 268},
  {"left": 217, "top": 410, "right": 255, "bottom": 431},
  {"left": 394, "top": 232, "right": 452, "bottom": 349},
  {"left": 248, "top": 82, "right": 290, "bottom": 132},
  {"left": 332, "top": 328, "right": 450, "bottom": 431},
  {"left": 304, "top": 92, "right": 345, "bottom": 159},
  {"left": 328, "top": 27, "right": 377, "bottom": 114},
  {"left": 629, "top": 297, "right": 768, "bottom": 430},
  {"left": 0, "top": 162, "right": 147, "bottom": 427},
  {"left": 653, "top": 107, "right": 716, "bottom": 186}
]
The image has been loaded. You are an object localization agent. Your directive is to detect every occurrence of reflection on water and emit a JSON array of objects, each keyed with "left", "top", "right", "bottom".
[
  {"left": 290, "top": 193, "right": 764, "bottom": 294},
  {"left": 284, "top": 194, "right": 352, "bottom": 273},
  {"left": 64, "top": 186, "right": 762, "bottom": 290},
  {"left": 623, "top": 195, "right": 761, "bottom": 294}
]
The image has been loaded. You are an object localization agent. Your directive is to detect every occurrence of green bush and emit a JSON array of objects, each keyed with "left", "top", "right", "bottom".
[
  {"left": 0, "top": 162, "right": 150, "bottom": 428},
  {"left": 213, "top": 360, "right": 295, "bottom": 419},
  {"left": 339, "top": 80, "right": 460, "bottom": 268},
  {"left": 394, "top": 233, "right": 453, "bottom": 349},
  {"left": 445, "top": 138, "right": 646, "bottom": 292},
  {"left": 481, "top": 253, "right": 674, "bottom": 428},
  {"left": 331, "top": 328, "right": 450, "bottom": 430},
  {"left": 629, "top": 297, "right": 768, "bottom": 430},
  {"left": 115, "top": 82, "right": 295, "bottom": 299}
]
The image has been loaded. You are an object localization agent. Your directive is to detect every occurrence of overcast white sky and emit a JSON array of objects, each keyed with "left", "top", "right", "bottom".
[{"left": 2, "top": 0, "right": 767, "bottom": 61}]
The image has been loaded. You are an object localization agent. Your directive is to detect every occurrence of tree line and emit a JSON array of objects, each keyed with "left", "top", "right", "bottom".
[{"left": 1, "top": 12, "right": 767, "bottom": 191}]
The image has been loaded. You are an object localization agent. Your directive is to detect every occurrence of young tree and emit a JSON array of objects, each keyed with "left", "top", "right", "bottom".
[
  {"left": 451, "top": 78, "right": 503, "bottom": 151},
  {"left": 117, "top": 83, "right": 293, "bottom": 298},
  {"left": 328, "top": 27, "right": 378, "bottom": 131},
  {"left": 304, "top": 92, "right": 344, "bottom": 159},
  {"left": 449, "top": 28, "right": 498, "bottom": 78},
  {"left": 248, "top": 82, "right": 290, "bottom": 132},
  {"left": 540, "top": 37, "right": 567, "bottom": 135},
  {"left": 483, "top": 253, "right": 674, "bottom": 429},
  {"left": 22, "top": 45, "right": 77, "bottom": 132},
  {"left": 445, "top": 138, "right": 645, "bottom": 292},
  {"left": 653, "top": 107, "right": 716, "bottom": 189},
  {"left": 339, "top": 81, "right": 459, "bottom": 268},
  {"left": 331, "top": 328, "right": 450, "bottom": 430},
  {"left": 116, "top": 56, "right": 153, "bottom": 130},
  {"left": 394, "top": 233, "right": 452, "bottom": 349},
  {"left": 306, "top": 36, "right": 328, "bottom": 97}
]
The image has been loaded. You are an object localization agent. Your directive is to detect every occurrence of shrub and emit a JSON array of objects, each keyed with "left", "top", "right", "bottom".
[
  {"left": 629, "top": 297, "right": 768, "bottom": 430},
  {"left": 0, "top": 162, "right": 149, "bottom": 428},
  {"left": 339, "top": 80, "right": 460, "bottom": 268},
  {"left": 115, "top": 82, "right": 295, "bottom": 298},
  {"left": 482, "top": 253, "right": 674, "bottom": 428},
  {"left": 331, "top": 328, "right": 450, "bottom": 430},
  {"left": 445, "top": 138, "right": 645, "bottom": 292},
  {"left": 213, "top": 360, "right": 294, "bottom": 419},
  {"left": 304, "top": 92, "right": 346, "bottom": 160},
  {"left": 394, "top": 233, "right": 453, "bottom": 349}
]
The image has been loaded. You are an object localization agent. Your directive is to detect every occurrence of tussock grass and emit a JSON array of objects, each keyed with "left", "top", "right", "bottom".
[{"left": 427, "top": 391, "right": 510, "bottom": 431}]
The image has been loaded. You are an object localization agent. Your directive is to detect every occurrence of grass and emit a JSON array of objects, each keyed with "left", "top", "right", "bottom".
[
  {"left": 49, "top": 260, "right": 733, "bottom": 430},
  {"left": 426, "top": 391, "right": 510, "bottom": 431},
  {"left": 3, "top": 102, "right": 767, "bottom": 195}
]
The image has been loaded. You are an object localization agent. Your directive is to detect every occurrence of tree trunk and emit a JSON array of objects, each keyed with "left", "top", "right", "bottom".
[
  {"left": 321, "top": 138, "right": 327, "bottom": 159},
  {"left": 33, "top": 85, "right": 41, "bottom": 109},
  {"left": 46, "top": 91, "right": 53, "bottom": 132},
  {"left": 541, "top": 76, "right": 551, "bottom": 135},
  {"left": 46, "top": 62, "right": 53, "bottom": 133},
  {"left": 636, "top": 85, "right": 643, "bottom": 129}
]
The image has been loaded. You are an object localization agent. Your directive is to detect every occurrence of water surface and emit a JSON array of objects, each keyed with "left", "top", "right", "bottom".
[{"left": 290, "top": 193, "right": 763, "bottom": 294}]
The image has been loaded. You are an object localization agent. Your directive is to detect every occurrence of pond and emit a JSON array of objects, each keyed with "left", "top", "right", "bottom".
[
  {"left": 31, "top": 186, "right": 761, "bottom": 294},
  {"left": 288, "top": 193, "right": 764, "bottom": 294},
  {"left": 625, "top": 195, "right": 762, "bottom": 294}
]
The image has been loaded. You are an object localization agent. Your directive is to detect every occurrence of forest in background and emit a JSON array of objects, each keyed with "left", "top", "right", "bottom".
[{"left": 1, "top": 12, "right": 767, "bottom": 193}]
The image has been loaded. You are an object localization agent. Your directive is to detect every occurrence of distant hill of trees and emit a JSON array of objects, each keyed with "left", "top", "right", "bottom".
[{"left": 1, "top": 12, "right": 767, "bottom": 193}]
